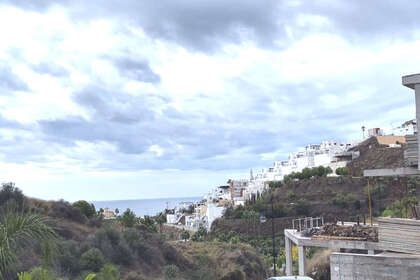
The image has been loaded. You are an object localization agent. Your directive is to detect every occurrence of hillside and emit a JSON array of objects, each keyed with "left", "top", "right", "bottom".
[
  {"left": 347, "top": 136, "right": 405, "bottom": 176},
  {"left": 1, "top": 184, "right": 268, "bottom": 280}
]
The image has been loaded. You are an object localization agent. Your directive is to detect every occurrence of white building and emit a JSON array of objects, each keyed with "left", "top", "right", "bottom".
[
  {"left": 242, "top": 140, "right": 358, "bottom": 202},
  {"left": 205, "top": 202, "right": 225, "bottom": 230},
  {"left": 392, "top": 119, "right": 417, "bottom": 136}
]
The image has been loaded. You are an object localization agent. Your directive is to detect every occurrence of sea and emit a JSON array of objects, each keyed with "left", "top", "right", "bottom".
[{"left": 91, "top": 196, "right": 202, "bottom": 217}]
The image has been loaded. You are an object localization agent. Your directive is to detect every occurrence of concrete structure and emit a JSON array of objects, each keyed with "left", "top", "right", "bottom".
[
  {"left": 392, "top": 119, "right": 417, "bottom": 136},
  {"left": 378, "top": 217, "right": 420, "bottom": 254},
  {"left": 330, "top": 252, "right": 420, "bottom": 280},
  {"left": 403, "top": 73, "right": 420, "bottom": 170},
  {"left": 368, "top": 128, "right": 384, "bottom": 137},
  {"left": 284, "top": 229, "right": 380, "bottom": 276}
]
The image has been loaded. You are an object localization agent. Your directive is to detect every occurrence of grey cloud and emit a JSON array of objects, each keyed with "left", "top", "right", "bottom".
[
  {"left": 0, "top": 65, "right": 28, "bottom": 93},
  {"left": 112, "top": 57, "right": 160, "bottom": 83},
  {"left": 6, "top": 0, "right": 420, "bottom": 52},
  {"left": 32, "top": 62, "right": 69, "bottom": 77}
]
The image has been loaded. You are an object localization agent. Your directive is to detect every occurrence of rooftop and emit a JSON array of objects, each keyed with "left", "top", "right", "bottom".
[{"left": 402, "top": 73, "right": 420, "bottom": 89}]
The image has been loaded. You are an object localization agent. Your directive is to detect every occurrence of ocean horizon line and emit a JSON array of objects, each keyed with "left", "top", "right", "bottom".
[{"left": 91, "top": 195, "right": 202, "bottom": 203}]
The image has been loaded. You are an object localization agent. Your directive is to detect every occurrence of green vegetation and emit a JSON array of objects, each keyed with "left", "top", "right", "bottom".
[
  {"left": 284, "top": 166, "right": 333, "bottom": 183},
  {"left": 119, "top": 208, "right": 137, "bottom": 228},
  {"left": 0, "top": 184, "right": 57, "bottom": 279},
  {"left": 332, "top": 193, "right": 359, "bottom": 209},
  {"left": 335, "top": 167, "right": 349, "bottom": 176},
  {"left": 81, "top": 248, "right": 105, "bottom": 272},
  {"left": 72, "top": 200, "right": 96, "bottom": 218},
  {"left": 1, "top": 183, "right": 267, "bottom": 280},
  {"left": 181, "top": 230, "right": 190, "bottom": 242}
]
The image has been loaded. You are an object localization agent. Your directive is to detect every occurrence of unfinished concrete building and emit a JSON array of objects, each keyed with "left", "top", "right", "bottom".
[{"left": 284, "top": 73, "right": 420, "bottom": 280}]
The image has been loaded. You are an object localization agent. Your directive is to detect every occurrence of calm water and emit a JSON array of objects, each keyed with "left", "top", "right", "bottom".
[{"left": 91, "top": 196, "right": 202, "bottom": 217}]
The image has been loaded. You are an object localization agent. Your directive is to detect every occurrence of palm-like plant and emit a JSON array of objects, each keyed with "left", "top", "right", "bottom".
[{"left": 0, "top": 207, "right": 57, "bottom": 278}]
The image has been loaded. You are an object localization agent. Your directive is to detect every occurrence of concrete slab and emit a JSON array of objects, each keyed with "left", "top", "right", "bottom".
[
  {"left": 402, "top": 73, "right": 420, "bottom": 89},
  {"left": 284, "top": 229, "right": 381, "bottom": 251},
  {"left": 363, "top": 167, "right": 420, "bottom": 177},
  {"left": 331, "top": 252, "right": 420, "bottom": 280}
]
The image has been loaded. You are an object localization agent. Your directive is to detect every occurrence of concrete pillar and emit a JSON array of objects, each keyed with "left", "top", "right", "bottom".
[
  {"left": 298, "top": 246, "right": 306, "bottom": 276},
  {"left": 368, "top": 249, "right": 374, "bottom": 255},
  {"left": 285, "top": 236, "right": 293, "bottom": 276},
  {"left": 415, "top": 84, "right": 420, "bottom": 169},
  {"left": 402, "top": 73, "right": 420, "bottom": 169}
]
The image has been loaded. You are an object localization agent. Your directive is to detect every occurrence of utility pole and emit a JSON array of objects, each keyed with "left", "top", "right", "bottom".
[{"left": 271, "top": 195, "right": 277, "bottom": 276}]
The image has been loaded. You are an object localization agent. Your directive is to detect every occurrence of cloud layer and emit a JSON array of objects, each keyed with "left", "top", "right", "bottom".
[{"left": 0, "top": 0, "right": 418, "bottom": 200}]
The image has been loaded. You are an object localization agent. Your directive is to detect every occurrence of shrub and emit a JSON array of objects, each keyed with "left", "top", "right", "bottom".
[
  {"left": 0, "top": 182, "right": 26, "bottom": 211},
  {"left": 73, "top": 200, "right": 96, "bottom": 218},
  {"left": 335, "top": 167, "right": 349, "bottom": 176},
  {"left": 191, "top": 226, "right": 208, "bottom": 242},
  {"left": 120, "top": 208, "right": 137, "bottom": 228},
  {"left": 97, "top": 264, "right": 120, "bottom": 280},
  {"left": 164, "top": 264, "right": 179, "bottom": 280},
  {"left": 80, "top": 248, "right": 105, "bottom": 272},
  {"left": 123, "top": 228, "right": 148, "bottom": 257},
  {"left": 181, "top": 230, "right": 190, "bottom": 242},
  {"left": 220, "top": 270, "right": 245, "bottom": 280},
  {"left": 125, "top": 272, "right": 144, "bottom": 280},
  {"left": 294, "top": 199, "right": 310, "bottom": 216},
  {"left": 269, "top": 181, "right": 283, "bottom": 189},
  {"left": 49, "top": 200, "right": 86, "bottom": 223},
  {"left": 332, "top": 193, "right": 357, "bottom": 208},
  {"left": 57, "top": 240, "right": 82, "bottom": 276},
  {"left": 29, "top": 267, "right": 56, "bottom": 280}
]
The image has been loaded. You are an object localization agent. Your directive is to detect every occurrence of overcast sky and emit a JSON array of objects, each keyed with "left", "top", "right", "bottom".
[{"left": 0, "top": 0, "right": 419, "bottom": 201}]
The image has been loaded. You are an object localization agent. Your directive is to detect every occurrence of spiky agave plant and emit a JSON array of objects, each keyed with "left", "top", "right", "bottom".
[{"left": 0, "top": 206, "right": 57, "bottom": 278}]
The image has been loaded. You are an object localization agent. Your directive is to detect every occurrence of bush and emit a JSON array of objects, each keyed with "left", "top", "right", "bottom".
[
  {"left": 220, "top": 270, "right": 245, "bottom": 280},
  {"left": 284, "top": 166, "right": 333, "bottom": 182},
  {"left": 269, "top": 181, "right": 283, "bottom": 189},
  {"left": 164, "top": 264, "right": 179, "bottom": 280},
  {"left": 335, "top": 167, "right": 349, "bottom": 176},
  {"left": 93, "top": 225, "right": 133, "bottom": 265},
  {"left": 0, "top": 182, "right": 26, "bottom": 211},
  {"left": 97, "top": 264, "right": 120, "bottom": 280},
  {"left": 181, "top": 230, "right": 190, "bottom": 242},
  {"left": 120, "top": 208, "right": 137, "bottom": 228},
  {"left": 332, "top": 193, "right": 357, "bottom": 208},
  {"left": 191, "top": 226, "right": 208, "bottom": 242},
  {"left": 125, "top": 272, "right": 144, "bottom": 280},
  {"left": 57, "top": 240, "right": 82, "bottom": 276},
  {"left": 73, "top": 200, "right": 96, "bottom": 218},
  {"left": 294, "top": 199, "right": 310, "bottom": 216},
  {"left": 49, "top": 199, "right": 87, "bottom": 223},
  {"left": 80, "top": 248, "right": 105, "bottom": 272},
  {"left": 29, "top": 267, "right": 57, "bottom": 280}
]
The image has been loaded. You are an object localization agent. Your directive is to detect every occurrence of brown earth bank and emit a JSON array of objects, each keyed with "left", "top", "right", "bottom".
[{"left": 347, "top": 136, "right": 405, "bottom": 176}]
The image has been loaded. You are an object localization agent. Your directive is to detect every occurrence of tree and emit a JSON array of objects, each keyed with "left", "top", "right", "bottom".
[
  {"left": 72, "top": 200, "right": 96, "bottom": 218},
  {"left": 115, "top": 208, "right": 119, "bottom": 216},
  {"left": 181, "top": 230, "right": 190, "bottom": 242},
  {"left": 191, "top": 225, "right": 207, "bottom": 242},
  {"left": 155, "top": 212, "right": 166, "bottom": 234},
  {"left": 139, "top": 216, "right": 157, "bottom": 232},
  {"left": 80, "top": 248, "right": 105, "bottom": 272},
  {"left": 0, "top": 207, "right": 57, "bottom": 278},
  {"left": 120, "top": 208, "right": 137, "bottom": 228},
  {"left": 0, "top": 182, "right": 26, "bottom": 211}
]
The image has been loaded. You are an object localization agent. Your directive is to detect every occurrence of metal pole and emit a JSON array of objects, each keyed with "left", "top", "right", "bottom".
[
  {"left": 367, "top": 178, "right": 373, "bottom": 226},
  {"left": 271, "top": 196, "right": 277, "bottom": 276}
]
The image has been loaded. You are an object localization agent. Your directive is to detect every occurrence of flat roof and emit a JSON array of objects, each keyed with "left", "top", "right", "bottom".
[
  {"left": 402, "top": 73, "right": 420, "bottom": 89},
  {"left": 285, "top": 229, "right": 381, "bottom": 250}
]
